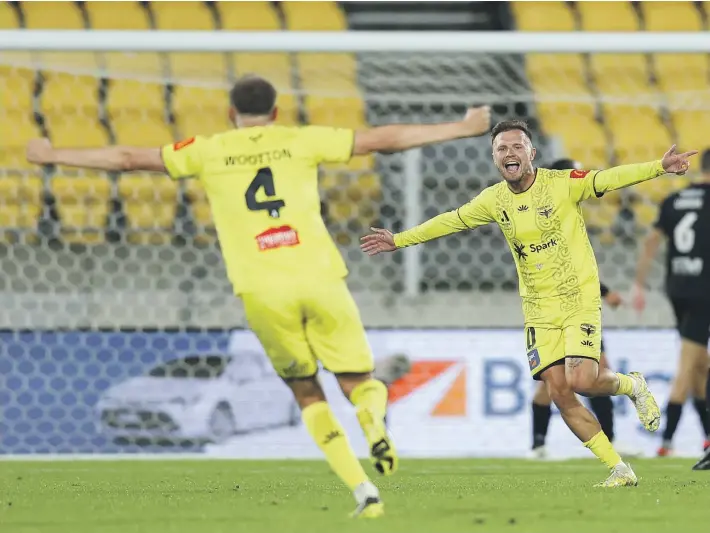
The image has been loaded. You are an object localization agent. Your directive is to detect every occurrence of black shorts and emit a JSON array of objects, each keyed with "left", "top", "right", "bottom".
[{"left": 670, "top": 297, "right": 710, "bottom": 346}]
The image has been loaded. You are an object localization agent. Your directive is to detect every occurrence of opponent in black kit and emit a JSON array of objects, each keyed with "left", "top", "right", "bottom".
[
  {"left": 529, "top": 158, "right": 625, "bottom": 459},
  {"left": 633, "top": 149, "right": 710, "bottom": 469}
]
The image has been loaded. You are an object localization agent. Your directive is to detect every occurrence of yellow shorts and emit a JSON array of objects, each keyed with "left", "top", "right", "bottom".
[
  {"left": 241, "top": 280, "right": 374, "bottom": 379},
  {"left": 525, "top": 306, "right": 602, "bottom": 380}
]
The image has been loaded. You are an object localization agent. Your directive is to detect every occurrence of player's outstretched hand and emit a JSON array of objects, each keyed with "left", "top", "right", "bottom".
[
  {"left": 26, "top": 138, "right": 54, "bottom": 165},
  {"left": 630, "top": 283, "right": 646, "bottom": 313},
  {"left": 604, "top": 290, "right": 624, "bottom": 309},
  {"left": 360, "top": 228, "right": 396, "bottom": 256},
  {"left": 661, "top": 144, "right": 698, "bottom": 175},
  {"left": 462, "top": 106, "right": 492, "bottom": 137}
]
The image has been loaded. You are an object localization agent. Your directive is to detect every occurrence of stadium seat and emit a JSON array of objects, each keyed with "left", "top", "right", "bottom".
[
  {"left": 22, "top": 1, "right": 85, "bottom": 28},
  {"left": 0, "top": 176, "right": 43, "bottom": 243},
  {"left": 118, "top": 175, "right": 179, "bottom": 245},
  {"left": 102, "top": 52, "right": 167, "bottom": 80},
  {"left": 525, "top": 54, "right": 591, "bottom": 96},
  {"left": 577, "top": 1, "right": 640, "bottom": 31},
  {"left": 654, "top": 54, "right": 710, "bottom": 93},
  {"left": 1, "top": 66, "right": 35, "bottom": 111},
  {"left": 632, "top": 202, "right": 660, "bottom": 228},
  {"left": 85, "top": 1, "right": 150, "bottom": 29},
  {"left": 604, "top": 105, "right": 672, "bottom": 164},
  {"left": 173, "top": 86, "right": 232, "bottom": 138},
  {"left": 537, "top": 103, "right": 610, "bottom": 169},
  {"left": 106, "top": 79, "right": 167, "bottom": 117},
  {"left": 112, "top": 112, "right": 174, "bottom": 147},
  {"left": 582, "top": 201, "right": 620, "bottom": 233},
  {"left": 672, "top": 111, "right": 710, "bottom": 153},
  {"left": 635, "top": 175, "right": 689, "bottom": 204},
  {"left": 511, "top": 1, "right": 576, "bottom": 31},
  {"left": 43, "top": 110, "right": 110, "bottom": 149},
  {"left": 0, "top": 111, "right": 42, "bottom": 171},
  {"left": 168, "top": 53, "right": 229, "bottom": 84},
  {"left": 642, "top": 2, "right": 703, "bottom": 31},
  {"left": 51, "top": 174, "right": 112, "bottom": 244},
  {"left": 282, "top": 1, "right": 347, "bottom": 30},
  {"left": 297, "top": 53, "right": 360, "bottom": 94},
  {"left": 185, "top": 179, "right": 216, "bottom": 244},
  {"left": 590, "top": 54, "right": 654, "bottom": 97},
  {"left": 0, "top": 2, "right": 19, "bottom": 28},
  {"left": 40, "top": 73, "right": 100, "bottom": 114},
  {"left": 150, "top": 1, "right": 215, "bottom": 30},
  {"left": 217, "top": 1, "right": 281, "bottom": 30}
]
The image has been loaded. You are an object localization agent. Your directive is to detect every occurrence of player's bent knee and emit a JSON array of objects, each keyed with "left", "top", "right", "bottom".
[
  {"left": 335, "top": 371, "right": 373, "bottom": 397},
  {"left": 284, "top": 375, "right": 326, "bottom": 408},
  {"left": 547, "top": 385, "right": 577, "bottom": 411}
]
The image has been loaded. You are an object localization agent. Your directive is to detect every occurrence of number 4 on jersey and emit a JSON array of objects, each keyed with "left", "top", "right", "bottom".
[{"left": 245, "top": 167, "right": 285, "bottom": 218}]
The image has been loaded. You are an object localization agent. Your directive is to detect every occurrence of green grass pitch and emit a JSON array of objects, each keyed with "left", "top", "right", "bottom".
[{"left": 1, "top": 459, "right": 709, "bottom": 533}]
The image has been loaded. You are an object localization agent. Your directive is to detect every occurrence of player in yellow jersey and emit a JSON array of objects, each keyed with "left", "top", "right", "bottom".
[
  {"left": 25, "top": 75, "right": 492, "bottom": 517},
  {"left": 362, "top": 120, "right": 697, "bottom": 487}
]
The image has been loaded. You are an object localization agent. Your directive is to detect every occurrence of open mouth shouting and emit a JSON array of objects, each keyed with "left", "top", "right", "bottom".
[{"left": 503, "top": 159, "right": 521, "bottom": 177}]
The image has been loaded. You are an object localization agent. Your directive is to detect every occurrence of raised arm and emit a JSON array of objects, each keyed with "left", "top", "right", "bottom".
[
  {"left": 26, "top": 139, "right": 166, "bottom": 173},
  {"left": 352, "top": 106, "right": 491, "bottom": 156}
]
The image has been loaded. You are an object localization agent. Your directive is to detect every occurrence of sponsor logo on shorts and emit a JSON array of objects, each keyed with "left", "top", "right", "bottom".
[
  {"left": 581, "top": 340, "right": 594, "bottom": 347},
  {"left": 527, "top": 348, "right": 541, "bottom": 370},
  {"left": 255, "top": 225, "right": 300, "bottom": 251},
  {"left": 530, "top": 238, "right": 558, "bottom": 253},
  {"left": 580, "top": 323, "right": 597, "bottom": 337},
  {"left": 173, "top": 137, "right": 195, "bottom": 151},
  {"left": 569, "top": 169, "right": 590, "bottom": 179}
]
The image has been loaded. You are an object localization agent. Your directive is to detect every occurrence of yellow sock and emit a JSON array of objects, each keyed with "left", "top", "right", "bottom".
[
  {"left": 302, "top": 401, "right": 369, "bottom": 490},
  {"left": 350, "top": 379, "right": 389, "bottom": 419},
  {"left": 584, "top": 430, "right": 622, "bottom": 469},
  {"left": 615, "top": 373, "right": 634, "bottom": 396}
]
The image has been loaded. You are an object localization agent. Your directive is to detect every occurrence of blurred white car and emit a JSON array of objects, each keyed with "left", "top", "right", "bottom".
[{"left": 96, "top": 352, "right": 299, "bottom": 444}]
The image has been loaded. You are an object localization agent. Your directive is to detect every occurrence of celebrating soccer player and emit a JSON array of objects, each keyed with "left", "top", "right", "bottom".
[
  {"left": 632, "top": 148, "right": 710, "bottom": 469},
  {"left": 25, "top": 75, "right": 492, "bottom": 517},
  {"left": 362, "top": 120, "right": 697, "bottom": 487}
]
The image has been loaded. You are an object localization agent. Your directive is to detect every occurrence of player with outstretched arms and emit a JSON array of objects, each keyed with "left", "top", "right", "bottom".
[
  {"left": 362, "top": 120, "right": 696, "bottom": 486},
  {"left": 25, "top": 75, "right": 492, "bottom": 518},
  {"left": 632, "top": 148, "right": 710, "bottom": 469}
]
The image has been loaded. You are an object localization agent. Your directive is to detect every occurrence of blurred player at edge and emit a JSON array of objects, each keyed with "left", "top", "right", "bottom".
[
  {"left": 362, "top": 120, "right": 696, "bottom": 487},
  {"left": 529, "top": 158, "right": 625, "bottom": 460},
  {"left": 25, "top": 75, "right": 493, "bottom": 517},
  {"left": 632, "top": 148, "right": 710, "bottom": 469}
]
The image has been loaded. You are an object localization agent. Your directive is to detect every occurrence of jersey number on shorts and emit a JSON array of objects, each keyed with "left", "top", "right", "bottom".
[
  {"left": 673, "top": 212, "right": 698, "bottom": 253},
  {"left": 245, "top": 167, "right": 285, "bottom": 218}
]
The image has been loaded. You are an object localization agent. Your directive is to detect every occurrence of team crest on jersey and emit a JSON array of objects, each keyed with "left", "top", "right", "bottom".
[
  {"left": 173, "top": 137, "right": 195, "bottom": 151},
  {"left": 256, "top": 225, "right": 300, "bottom": 251},
  {"left": 537, "top": 205, "right": 554, "bottom": 218},
  {"left": 569, "top": 169, "right": 590, "bottom": 179},
  {"left": 580, "top": 323, "right": 597, "bottom": 337}
]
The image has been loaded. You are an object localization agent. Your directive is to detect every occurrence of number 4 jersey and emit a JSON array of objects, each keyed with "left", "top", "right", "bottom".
[
  {"left": 161, "top": 125, "right": 353, "bottom": 294},
  {"left": 655, "top": 182, "right": 710, "bottom": 299}
]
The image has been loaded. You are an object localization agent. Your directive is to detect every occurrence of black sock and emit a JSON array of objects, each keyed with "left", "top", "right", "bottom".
[
  {"left": 662, "top": 402, "right": 684, "bottom": 442},
  {"left": 692, "top": 397, "right": 710, "bottom": 437},
  {"left": 532, "top": 402, "right": 552, "bottom": 449},
  {"left": 589, "top": 396, "right": 615, "bottom": 442}
]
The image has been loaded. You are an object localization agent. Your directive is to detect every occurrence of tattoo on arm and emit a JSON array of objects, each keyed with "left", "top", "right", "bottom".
[{"left": 566, "top": 357, "right": 585, "bottom": 369}]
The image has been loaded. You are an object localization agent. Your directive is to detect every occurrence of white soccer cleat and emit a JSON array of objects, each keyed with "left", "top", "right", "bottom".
[
  {"left": 628, "top": 372, "right": 661, "bottom": 432},
  {"left": 350, "top": 481, "right": 384, "bottom": 518},
  {"left": 527, "top": 445, "right": 549, "bottom": 460},
  {"left": 594, "top": 462, "right": 638, "bottom": 488}
]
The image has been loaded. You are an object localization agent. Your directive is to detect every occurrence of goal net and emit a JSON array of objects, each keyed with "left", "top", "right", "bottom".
[{"left": 1, "top": 31, "right": 708, "bottom": 456}]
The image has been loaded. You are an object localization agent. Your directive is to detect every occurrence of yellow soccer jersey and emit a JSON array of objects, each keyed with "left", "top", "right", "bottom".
[
  {"left": 161, "top": 125, "right": 354, "bottom": 294},
  {"left": 394, "top": 161, "right": 665, "bottom": 320}
]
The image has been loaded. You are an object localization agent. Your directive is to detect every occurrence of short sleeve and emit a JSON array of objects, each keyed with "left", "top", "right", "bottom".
[
  {"left": 567, "top": 169, "right": 602, "bottom": 203},
  {"left": 457, "top": 189, "right": 495, "bottom": 229},
  {"left": 299, "top": 126, "right": 354, "bottom": 164},
  {"left": 161, "top": 136, "right": 205, "bottom": 179}
]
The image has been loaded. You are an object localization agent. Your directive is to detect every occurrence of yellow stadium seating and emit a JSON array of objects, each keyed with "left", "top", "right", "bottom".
[
  {"left": 151, "top": 1, "right": 215, "bottom": 30},
  {"left": 282, "top": 1, "right": 347, "bottom": 30},
  {"left": 577, "top": 1, "right": 640, "bottom": 31},
  {"left": 0, "top": 176, "right": 43, "bottom": 243},
  {"left": 40, "top": 73, "right": 100, "bottom": 114},
  {"left": 604, "top": 105, "right": 672, "bottom": 164},
  {"left": 173, "top": 86, "right": 232, "bottom": 138},
  {"left": 672, "top": 111, "right": 710, "bottom": 153},
  {"left": 511, "top": 1, "right": 576, "bottom": 31},
  {"left": 102, "top": 52, "right": 166, "bottom": 80},
  {"left": 0, "top": 112, "right": 42, "bottom": 171},
  {"left": 590, "top": 54, "right": 654, "bottom": 97},
  {"left": 185, "top": 179, "right": 216, "bottom": 244},
  {"left": 232, "top": 53, "right": 293, "bottom": 92},
  {"left": 112, "top": 112, "right": 174, "bottom": 147},
  {"left": 582, "top": 201, "right": 619, "bottom": 232},
  {"left": 654, "top": 54, "right": 710, "bottom": 93},
  {"left": 118, "top": 175, "right": 179, "bottom": 245},
  {"left": 217, "top": 1, "right": 281, "bottom": 30},
  {"left": 51, "top": 175, "right": 112, "bottom": 244},
  {"left": 44, "top": 112, "right": 110, "bottom": 149},
  {"left": 633, "top": 201, "right": 660, "bottom": 227},
  {"left": 85, "top": 1, "right": 150, "bottom": 29},
  {"left": 0, "top": 2, "right": 19, "bottom": 28},
  {"left": 106, "top": 80, "right": 166, "bottom": 116},
  {"left": 642, "top": 2, "right": 703, "bottom": 31},
  {"left": 537, "top": 103, "right": 610, "bottom": 169},
  {"left": 169, "top": 53, "right": 229, "bottom": 82},
  {"left": 635, "top": 175, "right": 690, "bottom": 204},
  {"left": 1, "top": 66, "right": 34, "bottom": 111},
  {"left": 297, "top": 53, "right": 359, "bottom": 94},
  {"left": 22, "top": 1, "right": 85, "bottom": 29},
  {"left": 525, "top": 54, "right": 591, "bottom": 96}
]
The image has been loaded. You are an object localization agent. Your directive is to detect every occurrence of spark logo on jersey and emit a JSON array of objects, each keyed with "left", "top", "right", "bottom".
[
  {"left": 530, "top": 238, "right": 558, "bottom": 253},
  {"left": 255, "top": 226, "right": 300, "bottom": 251},
  {"left": 569, "top": 169, "right": 590, "bottom": 179},
  {"left": 173, "top": 137, "right": 195, "bottom": 151}
]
